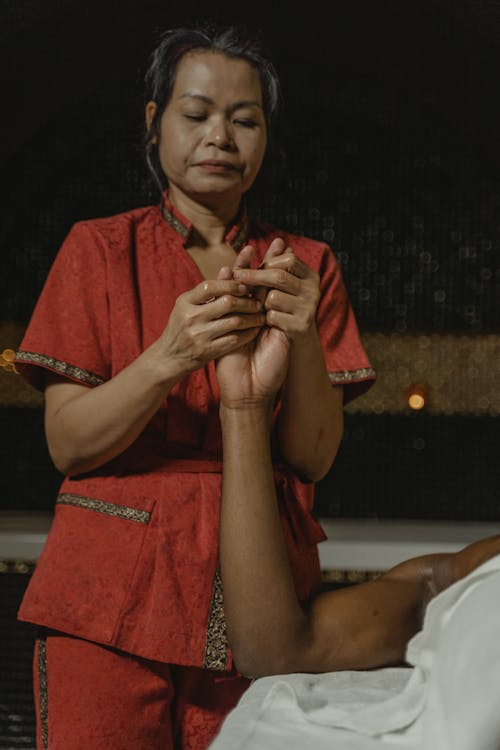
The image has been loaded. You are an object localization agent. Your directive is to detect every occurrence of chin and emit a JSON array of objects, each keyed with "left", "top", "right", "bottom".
[{"left": 190, "top": 183, "right": 243, "bottom": 205}]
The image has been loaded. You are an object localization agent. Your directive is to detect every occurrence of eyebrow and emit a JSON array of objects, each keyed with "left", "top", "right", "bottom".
[{"left": 178, "top": 93, "right": 263, "bottom": 110}]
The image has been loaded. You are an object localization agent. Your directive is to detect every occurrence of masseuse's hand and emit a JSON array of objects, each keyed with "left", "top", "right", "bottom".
[
  {"left": 158, "top": 276, "right": 265, "bottom": 378},
  {"left": 215, "top": 253, "right": 290, "bottom": 408},
  {"left": 232, "top": 238, "right": 320, "bottom": 341}
]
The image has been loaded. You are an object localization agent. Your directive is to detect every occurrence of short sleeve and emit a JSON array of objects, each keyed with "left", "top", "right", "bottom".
[
  {"left": 316, "top": 245, "right": 376, "bottom": 404},
  {"left": 14, "top": 221, "right": 111, "bottom": 391}
]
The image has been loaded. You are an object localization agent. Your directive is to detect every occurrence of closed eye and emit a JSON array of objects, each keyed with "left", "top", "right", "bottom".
[{"left": 234, "top": 119, "right": 258, "bottom": 128}]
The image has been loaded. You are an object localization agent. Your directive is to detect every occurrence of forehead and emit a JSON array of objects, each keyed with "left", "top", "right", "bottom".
[{"left": 172, "top": 50, "right": 263, "bottom": 105}]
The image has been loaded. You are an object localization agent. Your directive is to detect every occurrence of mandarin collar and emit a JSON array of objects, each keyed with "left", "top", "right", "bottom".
[{"left": 160, "top": 191, "right": 250, "bottom": 252}]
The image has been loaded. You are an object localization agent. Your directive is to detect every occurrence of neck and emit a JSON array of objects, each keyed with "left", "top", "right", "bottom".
[{"left": 168, "top": 187, "right": 242, "bottom": 247}]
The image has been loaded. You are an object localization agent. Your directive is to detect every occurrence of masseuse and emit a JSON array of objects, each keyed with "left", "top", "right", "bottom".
[{"left": 14, "top": 21, "right": 374, "bottom": 750}]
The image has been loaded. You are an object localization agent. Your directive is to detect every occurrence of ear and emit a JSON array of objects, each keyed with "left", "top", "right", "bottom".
[{"left": 145, "top": 101, "right": 159, "bottom": 144}]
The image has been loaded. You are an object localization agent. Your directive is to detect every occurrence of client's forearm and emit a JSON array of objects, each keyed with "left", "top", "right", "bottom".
[
  {"left": 220, "top": 403, "right": 311, "bottom": 677},
  {"left": 220, "top": 404, "right": 441, "bottom": 679}
]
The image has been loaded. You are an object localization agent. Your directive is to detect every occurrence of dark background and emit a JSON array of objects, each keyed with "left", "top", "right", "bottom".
[
  {"left": 1, "top": 0, "right": 499, "bottom": 521},
  {"left": 1, "top": 3, "right": 500, "bottom": 745}
]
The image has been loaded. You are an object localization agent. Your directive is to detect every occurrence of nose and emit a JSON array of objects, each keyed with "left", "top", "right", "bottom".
[{"left": 207, "top": 121, "right": 233, "bottom": 149}]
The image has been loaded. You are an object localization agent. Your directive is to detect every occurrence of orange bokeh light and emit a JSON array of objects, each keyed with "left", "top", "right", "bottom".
[{"left": 407, "top": 385, "right": 427, "bottom": 410}]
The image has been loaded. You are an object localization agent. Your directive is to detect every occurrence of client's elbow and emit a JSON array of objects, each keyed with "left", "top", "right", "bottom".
[
  {"left": 230, "top": 631, "right": 312, "bottom": 678},
  {"left": 232, "top": 648, "right": 294, "bottom": 679}
]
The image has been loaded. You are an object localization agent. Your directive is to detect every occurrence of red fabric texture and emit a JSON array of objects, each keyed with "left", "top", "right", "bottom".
[
  {"left": 15, "top": 193, "right": 376, "bottom": 668},
  {"left": 33, "top": 632, "right": 249, "bottom": 750}
]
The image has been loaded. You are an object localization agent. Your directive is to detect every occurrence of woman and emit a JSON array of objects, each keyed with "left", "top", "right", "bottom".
[
  {"left": 216, "top": 311, "right": 500, "bottom": 678},
  {"left": 14, "top": 22, "right": 375, "bottom": 750}
]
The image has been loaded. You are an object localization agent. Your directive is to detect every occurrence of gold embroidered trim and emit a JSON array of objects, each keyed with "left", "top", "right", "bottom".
[
  {"left": 230, "top": 218, "right": 250, "bottom": 251},
  {"left": 0, "top": 559, "right": 36, "bottom": 574},
  {"left": 161, "top": 205, "right": 190, "bottom": 239},
  {"left": 161, "top": 204, "right": 249, "bottom": 250},
  {"left": 203, "top": 569, "right": 229, "bottom": 670},
  {"left": 57, "top": 493, "right": 151, "bottom": 524},
  {"left": 15, "top": 351, "right": 105, "bottom": 387},
  {"left": 37, "top": 636, "right": 49, "bottom": 750},
  {"left": 329, "top": 367, "right": 377, "bottom": 384}
]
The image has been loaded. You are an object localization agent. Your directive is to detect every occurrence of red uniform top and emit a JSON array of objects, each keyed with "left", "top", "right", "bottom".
[{"left": 15, "top": 193, "right": 376, "bottom": 670}]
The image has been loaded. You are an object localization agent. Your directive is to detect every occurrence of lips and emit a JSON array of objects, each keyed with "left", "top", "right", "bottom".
[{"left": 195, "top": 160, "right": 239, "bottom": 171}]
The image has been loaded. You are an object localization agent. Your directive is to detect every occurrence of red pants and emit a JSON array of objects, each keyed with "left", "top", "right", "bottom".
[{"left": 33, "top": 632, "right": 250, "bottom": 749}]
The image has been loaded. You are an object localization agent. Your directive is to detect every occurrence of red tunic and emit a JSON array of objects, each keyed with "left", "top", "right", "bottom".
[{"left": 15, "top": 193, "right": 376, "bottom": 670}]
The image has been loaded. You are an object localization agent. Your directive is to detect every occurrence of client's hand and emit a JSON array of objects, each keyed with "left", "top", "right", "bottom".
[{"left": 215, "top": 248, "right": 290, "bottom": 409}]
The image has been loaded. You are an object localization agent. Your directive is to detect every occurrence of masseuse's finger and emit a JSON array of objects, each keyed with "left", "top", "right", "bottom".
[
  {"left": 263, "top": 288, "right": 296, "bottom": 314},
  {"left": 232, "top": 244, "right": 255, "bottom": 271},
  {"left": 206, "top": 267, "right": 263, "bottom": 319},
  {"left": 230, "top": 244, "right": 268, "bottom": 304},
  {"left": 259, "top": 237, "right": 287, "bottom": 266},
  {"left": 263, "top": 251, "right": 309, "bottom": 280},
  {"left": 213, "top": 262, "right": 264, "bottom": 313},
  {"left": 210, "top": 294, "right": 264, "bottom": 319},
  {"left": 189, "top": 279, "right": 249, "bottom": 305},
  {"left": 217, "top": 265, "right": 233, "bottom": 281},
  {"left": 232, "top": 267, "right": 302, "bottom": 295},
  {"left": 259, "top": 239, "right": 312, "bottom": 285}
]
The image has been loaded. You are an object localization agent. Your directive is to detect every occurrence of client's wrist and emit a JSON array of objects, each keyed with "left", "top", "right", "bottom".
[
  {"left": 219, "top": 398, "right": 273, "bottom": 425},
  {"left": 220, "top": 394, "right": 273, "bottom": 411}
]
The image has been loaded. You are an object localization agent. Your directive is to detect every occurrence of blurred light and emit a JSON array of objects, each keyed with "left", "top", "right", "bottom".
[
  {"left": 408, "top": 385, "right": 426, "bottom": 410},
  {"left": 1, "top": 348, "right": 18, "bottom": 373}
]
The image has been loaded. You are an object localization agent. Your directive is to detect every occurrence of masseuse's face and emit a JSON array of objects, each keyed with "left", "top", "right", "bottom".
[{"left": 146, "top": 51, "right": 267, "bottom": 209}]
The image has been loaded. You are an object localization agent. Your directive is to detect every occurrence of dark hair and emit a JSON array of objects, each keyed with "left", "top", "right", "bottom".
[{"left": 143, "top": 22, "right": 282, "bottom": 195}]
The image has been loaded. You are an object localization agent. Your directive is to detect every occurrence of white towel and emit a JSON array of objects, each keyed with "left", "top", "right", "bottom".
[
  {"left": 210, "top": 553, "right": 500, "bottom": 750},
  {"left": 408, "top": 554, "right": 500, "bottom": 750}
]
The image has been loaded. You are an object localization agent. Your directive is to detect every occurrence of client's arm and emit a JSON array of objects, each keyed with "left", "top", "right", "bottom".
[
  {"left": 219, "top": 397, "right": 431, "bottom": 677},
  {"left": 216, "top": 288, "right": 500, "bottom": 679}
]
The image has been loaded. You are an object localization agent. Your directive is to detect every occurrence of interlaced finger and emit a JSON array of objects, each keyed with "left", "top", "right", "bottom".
[
  {"left": 260, "top": 237, "right": 287, "bottom": 265},
  {"left": 264, "top": 289, "right": 295, "bottom": 314},
  {"left": 209, "top": 294, "right": 264, "bottom": 319},
  {"left": 232, "top": 244, "right": 255, "bottom": 271},
  {"left": 191, "top": 279, "right": 249, "bottom": 305},
  {"left": 263, "top": 251, "right": 308, "bottom": 279},
  {"left": 210, "top": 311, "right": 266, "bottom": 337},
  {"left": 232, "top": 267, "right": 302, "bottom": 295}
]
